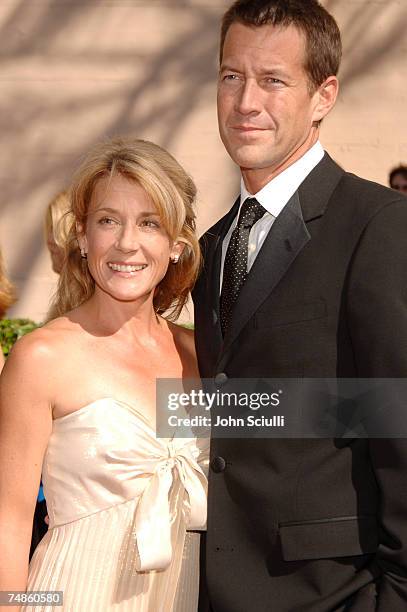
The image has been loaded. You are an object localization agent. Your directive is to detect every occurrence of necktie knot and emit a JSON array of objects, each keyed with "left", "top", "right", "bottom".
[{"left": 238, "top": 198, "right": 266, "bottom": 229}]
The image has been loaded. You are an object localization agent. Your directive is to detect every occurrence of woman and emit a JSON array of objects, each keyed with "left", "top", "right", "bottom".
[
  {"left": 0, "top": 138, "right": 207, "bottom": 611},
  {"left": 0, "top": 249, "right": 16, "bottom": 371},
  {"left": 43, "top": 190, "right": 73, "bottom": 274}
]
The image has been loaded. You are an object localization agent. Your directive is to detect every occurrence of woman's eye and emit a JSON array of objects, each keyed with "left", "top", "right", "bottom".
[
  {"left": 98, "top": 217, "right": 117, "bottom": 225},
  {"left": 141, "top": 219, "right": 160, "bottom": 228}
]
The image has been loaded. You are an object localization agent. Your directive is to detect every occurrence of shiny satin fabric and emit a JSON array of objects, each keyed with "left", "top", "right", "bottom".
[{"left": 24, "top": 398, "right": 208, "bottom": 612}]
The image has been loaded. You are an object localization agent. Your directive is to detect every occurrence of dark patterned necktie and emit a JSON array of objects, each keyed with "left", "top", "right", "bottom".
[{"left": 220, "top": 197, "right": 266, "bottom": 335}]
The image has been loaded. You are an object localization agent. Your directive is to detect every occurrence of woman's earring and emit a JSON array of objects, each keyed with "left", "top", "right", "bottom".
[
  {"left": 80, "top": 248, "right": 87, "bottom": 259},
  {"left": 171, "top": 255, "right": 179, "bottom": 264}
]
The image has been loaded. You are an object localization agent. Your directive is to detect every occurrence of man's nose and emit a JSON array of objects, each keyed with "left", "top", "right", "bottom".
[
  {"left": 235, "top": 78, "right": 262, "bottom": 115},
  {"left": 116, "top": 224, "right": 141, "bottom": 252}
]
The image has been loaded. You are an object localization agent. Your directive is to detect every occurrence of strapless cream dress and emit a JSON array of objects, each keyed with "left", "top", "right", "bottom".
[{"left": 24, "top": 398, "right": 208, "bottom": 612}]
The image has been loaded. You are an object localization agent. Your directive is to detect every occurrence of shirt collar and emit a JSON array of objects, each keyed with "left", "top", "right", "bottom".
[{"left": 240, "top": 141, "right": 325, "bottom": 218}]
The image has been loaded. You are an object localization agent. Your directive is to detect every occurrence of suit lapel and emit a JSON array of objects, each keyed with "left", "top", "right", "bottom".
[
  {"left": 197, "top": 197, "right": 240, "bottom": 355},
  {"left": 202, "top": 153, "right": 345, "bottom": 361},
  {"left": 223, "top": 192, "right": 310, "bottom": 351},
  {"left": 221, "top": 153, "right": 345, "bottom": 354},
  {"left": 298, "top": 152, "right": 344, "bottom": 221},
  {"left": 205, "top": 196, "right": 241, "bottom": 324}
]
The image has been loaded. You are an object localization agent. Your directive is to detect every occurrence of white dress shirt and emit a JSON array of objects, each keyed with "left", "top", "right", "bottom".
[{"left": 220, "top": 142, "right": 325, "bottom": 291}]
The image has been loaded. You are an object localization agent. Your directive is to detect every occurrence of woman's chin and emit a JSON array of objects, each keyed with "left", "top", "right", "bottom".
[{"left": 95, "top": 283, "right": 155, "bottom": 306}]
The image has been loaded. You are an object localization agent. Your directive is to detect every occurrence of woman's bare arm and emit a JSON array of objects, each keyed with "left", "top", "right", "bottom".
[{"left": 0, "top": 332, "right": 53, "bottom": 599}]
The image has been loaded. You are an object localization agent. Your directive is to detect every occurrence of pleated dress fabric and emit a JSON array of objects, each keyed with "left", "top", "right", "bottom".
[{"left": 24, "top": 398, "right": 208, "bottom": 612}]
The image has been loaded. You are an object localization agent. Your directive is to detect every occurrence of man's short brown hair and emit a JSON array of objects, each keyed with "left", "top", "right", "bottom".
[
  {"left": 389, "top": 165, "right": 407, "bottom": 187},
  {"left": 220, "top": 0, "right": 342, "bottom": 92}
]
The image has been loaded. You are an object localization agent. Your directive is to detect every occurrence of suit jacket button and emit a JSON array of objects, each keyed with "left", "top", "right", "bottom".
[
  {"left": 214, "top": 372, "right": 228, "bottom": 387},
  {"left": 211, "top": 456, "right": 226, "bottom": 473}
]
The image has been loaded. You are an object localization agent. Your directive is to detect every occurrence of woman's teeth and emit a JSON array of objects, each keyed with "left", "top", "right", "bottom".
[{"left": 107, "top": 263, "right": 146, "bottom": 272}]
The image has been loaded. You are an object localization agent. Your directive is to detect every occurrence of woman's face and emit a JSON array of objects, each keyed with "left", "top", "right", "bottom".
[{"left": 78, "top": 174, "right": 183, "bottom": 305}]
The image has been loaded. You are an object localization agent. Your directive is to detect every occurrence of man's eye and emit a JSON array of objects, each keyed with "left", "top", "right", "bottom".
[
  {"left": 222, "top": 74, "right": 240, "bottom": 82},
  {"left": 265, "top": 77, "right": 283, "bottom": 85}
]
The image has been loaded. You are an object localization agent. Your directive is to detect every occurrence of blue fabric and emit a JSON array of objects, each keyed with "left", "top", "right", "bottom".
[{"left": 38, "top": 484, "right": 45, "bottom": 502}]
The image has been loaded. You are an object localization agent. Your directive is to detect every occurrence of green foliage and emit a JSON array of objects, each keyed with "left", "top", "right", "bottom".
[{"left": 0, "top": 318, "right": 39, "bottom": 358}]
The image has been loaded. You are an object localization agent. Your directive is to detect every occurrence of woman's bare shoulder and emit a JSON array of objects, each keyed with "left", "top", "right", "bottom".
[
  {"left": 6, "top": 315, "right": 82, "bottom": 368},
  {"left": 167, "top": 321, "right": 195, "bottom": 351},
  {"left": 1, "top": 316, "right": 88, "bottom": 407}
]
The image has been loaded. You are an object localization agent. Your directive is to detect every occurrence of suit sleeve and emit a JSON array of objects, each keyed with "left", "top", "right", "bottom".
[{"left": 347, "top": 198, "right": 407, "bottom": 610}]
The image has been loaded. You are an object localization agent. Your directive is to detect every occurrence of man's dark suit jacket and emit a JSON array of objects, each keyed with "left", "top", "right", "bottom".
[{"left": 193, "top": 153, "right": 407, "bottom": 612}]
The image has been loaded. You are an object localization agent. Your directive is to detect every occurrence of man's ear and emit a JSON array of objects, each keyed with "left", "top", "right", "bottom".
[
  {"left": 170, "top": 241, "right": 186, "bottom": 263},
  {"left": 76, "top": 222, "right": 88, "bottom": 255},
  {"left": 312, "top": 76, "right": 339, "bottom": 123}
]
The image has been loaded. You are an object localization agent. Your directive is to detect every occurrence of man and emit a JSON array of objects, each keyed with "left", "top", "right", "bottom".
[
  {"left": 389, "top": 164, "right": 407, "bottom": 195},
  {"left": 193, "top": 1, "right": 407, "bottom": 610}
]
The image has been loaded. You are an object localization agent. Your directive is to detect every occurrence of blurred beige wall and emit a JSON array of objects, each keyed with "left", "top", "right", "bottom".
[{"left": 0, "top": 0, "right": 406, "bottom": 323}]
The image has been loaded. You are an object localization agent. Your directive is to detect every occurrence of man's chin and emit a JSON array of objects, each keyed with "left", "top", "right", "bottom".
[{"left": 229, "top": 149, "right": 275, "bottom": 173}]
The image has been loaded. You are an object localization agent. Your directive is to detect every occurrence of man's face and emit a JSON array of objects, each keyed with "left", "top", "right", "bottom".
[
  {"left": 390, "top": 173, "right": 407, "bottom": 195},
  {"left": 217, "top": 23, "right": 330, "bottom": 189}
]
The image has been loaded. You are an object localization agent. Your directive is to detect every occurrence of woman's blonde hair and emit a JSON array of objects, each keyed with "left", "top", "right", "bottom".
[
  {"left": 0, "top": 250, "right": 16, "bottom": 319},
  {"left": 48, "top": 138, "right": 201, "bottom": 320},
  {"left": 44, "top": 190, "right": 72, "bottom": 247}
]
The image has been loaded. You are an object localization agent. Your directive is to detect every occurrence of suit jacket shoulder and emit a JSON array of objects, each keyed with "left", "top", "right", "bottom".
[{"left": 335, "top": 168, "right": 406, "bottom": 220}]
